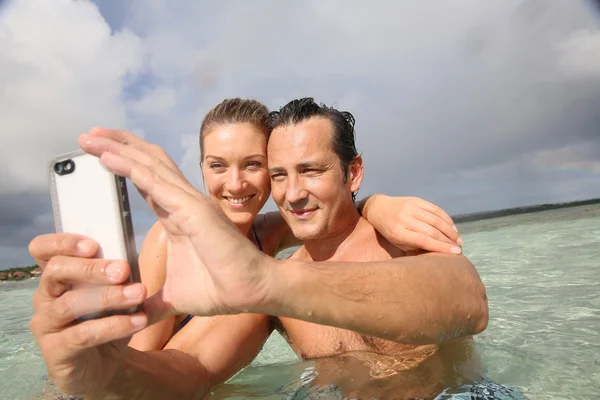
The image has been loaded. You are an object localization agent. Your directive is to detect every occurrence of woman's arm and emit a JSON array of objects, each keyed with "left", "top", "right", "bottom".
[
  {"left": 255, "top": 195, "right": 463, "bottom": 256},
  {"left": 358, "top": 194, "right": 464, "bottom": 254},
  {"left": 128, "top": 221, "right": 177, "bottom": 351}
]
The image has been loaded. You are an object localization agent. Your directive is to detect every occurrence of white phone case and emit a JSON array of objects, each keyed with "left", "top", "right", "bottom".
[{"left": 48, "top": 150, "right": 141, "bottom": 317}]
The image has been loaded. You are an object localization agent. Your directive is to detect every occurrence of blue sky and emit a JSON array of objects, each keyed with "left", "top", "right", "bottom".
[{"left": 1, "top": 0, "right": 600, "bottom": 268}]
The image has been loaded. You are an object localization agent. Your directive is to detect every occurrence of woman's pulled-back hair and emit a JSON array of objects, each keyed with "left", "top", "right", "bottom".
[{"left": 199, "top": 98, "right": 270, "bottom": 160}]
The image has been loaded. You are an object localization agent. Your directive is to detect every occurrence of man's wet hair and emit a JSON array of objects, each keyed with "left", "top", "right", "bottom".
[{"left": 267, "top": 98, "right": 360, "bottom": 200}]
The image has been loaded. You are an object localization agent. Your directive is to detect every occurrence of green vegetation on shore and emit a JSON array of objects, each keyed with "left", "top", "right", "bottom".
[
  {"left": 452, "top": 198, "right": 600, "bottom": 223},
  {"left": 0, "top": 265, "right": 41, "bottom": 281},
  {"left": 2, "top": 198, "right": 599, "bottom": 276}
]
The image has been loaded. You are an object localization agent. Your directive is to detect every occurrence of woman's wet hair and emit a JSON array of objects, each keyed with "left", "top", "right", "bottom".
[{"left": 199, "top": 98, "right": 270, "bottom": 160}]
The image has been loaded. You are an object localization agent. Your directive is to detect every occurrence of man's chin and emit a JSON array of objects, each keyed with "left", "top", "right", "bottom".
[{"left": 289, "top": 226, "right": 323, "bottom": 241}]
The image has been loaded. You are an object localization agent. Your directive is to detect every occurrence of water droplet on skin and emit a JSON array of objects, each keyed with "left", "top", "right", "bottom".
[
  {"left": 241, "top": 309, "right": 249, "bottom": 313},
  {"left": 467, "top": 313, "right": 471, "bottom": 319},
  {"left": 307, "top": 310, "right": 313, "bottom": 317},
  {"left": 377, "top": 315, "right": 383, "bottom": 320}
]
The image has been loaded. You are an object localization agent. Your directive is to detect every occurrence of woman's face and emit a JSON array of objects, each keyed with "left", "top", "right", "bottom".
[{"left": 201, "top": 122, "right": 271, "bottom": 228}]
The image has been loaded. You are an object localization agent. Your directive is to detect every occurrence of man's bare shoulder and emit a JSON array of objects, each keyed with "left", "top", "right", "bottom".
[{"left": 338, "top": 218, "right": 406, "bottom": 262}]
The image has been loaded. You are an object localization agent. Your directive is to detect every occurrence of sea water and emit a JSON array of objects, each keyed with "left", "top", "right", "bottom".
[{"left": 0, "top": 205, "right": 598, "bottom": 399}]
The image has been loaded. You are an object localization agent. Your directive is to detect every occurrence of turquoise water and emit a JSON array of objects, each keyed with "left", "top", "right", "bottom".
[{"left": 1, "top": 205, "right": 599, "bottom": 399}]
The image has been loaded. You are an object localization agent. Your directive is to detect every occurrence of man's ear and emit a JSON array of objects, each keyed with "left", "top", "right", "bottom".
[{"left": 349, "top": 155, "right": 364, "bottom": 193}]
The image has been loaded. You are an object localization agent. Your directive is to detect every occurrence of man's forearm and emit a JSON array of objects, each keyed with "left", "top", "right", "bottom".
[
  {"left": 261, "top": 253, "right": 488, "bottom": 344},
  {"left": 89, "top": 347, "right": 212, "bottom": 400}
]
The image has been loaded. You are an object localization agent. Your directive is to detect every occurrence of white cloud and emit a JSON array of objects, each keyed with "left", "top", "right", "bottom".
[
  {"left": 128, "top": 86, "right": 177, "bottom": 116},
  {"left": 0, "top": 0, "right": 143, "bottom": 194},
  {"left": 558, "top": 29, "right": 600, "bottom": 79},
  {"left": 2, "top": 0, "right": 600, "bottom": 267}
]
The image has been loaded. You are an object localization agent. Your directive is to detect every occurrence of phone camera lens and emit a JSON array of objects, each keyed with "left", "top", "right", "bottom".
[{"left": 54, "top": 160, "right": 75, "bottom": 175}]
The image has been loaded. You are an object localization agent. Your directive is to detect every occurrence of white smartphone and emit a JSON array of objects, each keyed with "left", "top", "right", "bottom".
[{"left": 48, "top": 150, "right": 142, "bottom": 318}]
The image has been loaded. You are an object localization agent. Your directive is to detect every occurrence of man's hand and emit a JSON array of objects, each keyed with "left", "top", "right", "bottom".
[
  {"left": 28, "top": 233, "right": 147, "bottom": 396},
  {"left": 360, "top": 195, "right": 463, "bottom": 254},
  {"left": 79, "top": 128, "right": 273, "bottom": 323}
]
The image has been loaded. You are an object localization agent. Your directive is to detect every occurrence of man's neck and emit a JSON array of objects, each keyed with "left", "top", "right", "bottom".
[{"left": 302, "top": 208, "right": 362, "bottom": 262}]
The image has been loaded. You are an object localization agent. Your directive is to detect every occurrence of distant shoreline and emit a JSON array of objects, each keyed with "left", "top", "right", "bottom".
[
  {"left": 2, "top": 198, "right": 599, "bottom": 272},
  {"left": 0, "top": 265, "right": 41, "bottom": 281},
  {"left": 451, "top": 198, "right": 600, "bottom": 223}
]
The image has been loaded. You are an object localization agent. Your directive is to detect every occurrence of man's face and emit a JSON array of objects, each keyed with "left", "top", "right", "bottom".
[{"left": 267, "top": 117, "right": 362, "bottom": 240}]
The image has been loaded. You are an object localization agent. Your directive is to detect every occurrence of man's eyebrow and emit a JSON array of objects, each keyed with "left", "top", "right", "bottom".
[
  {"left": 268, "top": 166, "right": 286, "bottom": 174},
  {"left": 297, "top": 161, "right": 327, "bottom": 169}
]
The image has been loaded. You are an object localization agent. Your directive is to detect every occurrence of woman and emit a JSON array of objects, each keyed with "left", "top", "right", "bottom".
[{"left": 126, "top": 98, "right": 463, "bottom": 354}]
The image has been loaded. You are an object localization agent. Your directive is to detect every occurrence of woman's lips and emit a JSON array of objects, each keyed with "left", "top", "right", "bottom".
[{"left": 224, "top": 194, "right": 255, "bottom": 207}]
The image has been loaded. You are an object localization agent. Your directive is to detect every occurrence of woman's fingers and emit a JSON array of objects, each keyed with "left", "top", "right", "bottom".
[
  {"left": 407, "top": 229, "right": 462, "bottom": 255},
  {"left": 40, "top": 283, "right": 146, "bottom": 332},
  {"left": 38, "top": 257, "right": 131, "bottom": 299},
  {"left": 414, "top": 199, "right": 459, "bottom": 232},
  {"left": 59, "top": 312, "right": 148, "bottom": 352},
  {"left": 414, "top": 209, "right": 462, "bottom": 245},
  {"left": 29, "top": 233, "right": 98, "bottom": 268}
]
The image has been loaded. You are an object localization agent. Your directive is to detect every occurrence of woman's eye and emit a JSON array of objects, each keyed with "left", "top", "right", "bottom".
[
  {"left": 246, "top": 161, "right": 262, "bottom": 168},
  {"left": 210, "top": 163, "right": 224, "bottom": 169}
]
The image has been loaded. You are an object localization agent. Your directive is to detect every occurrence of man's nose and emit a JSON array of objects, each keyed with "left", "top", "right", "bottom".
[{"left": 285, "top": 177, "right": 308, "bottom": 204}]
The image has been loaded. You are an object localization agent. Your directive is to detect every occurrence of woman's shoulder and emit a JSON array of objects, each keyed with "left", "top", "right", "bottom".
[{"left": 138, "top": 221, "right": 168, "bottom": 286}]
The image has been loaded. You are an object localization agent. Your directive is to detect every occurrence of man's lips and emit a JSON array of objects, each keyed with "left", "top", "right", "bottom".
[{"left": 289, "top": 208, "right": 318, "bottom": 218}]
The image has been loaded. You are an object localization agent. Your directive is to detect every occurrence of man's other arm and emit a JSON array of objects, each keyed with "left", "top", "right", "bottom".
[{"left": 258, "top": 253, "right": 488, "bottom": 345}]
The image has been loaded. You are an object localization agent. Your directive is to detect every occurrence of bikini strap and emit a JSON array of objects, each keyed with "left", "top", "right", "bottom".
[{"left": 252, "top": 223, "right": 264, "bottom": 252}]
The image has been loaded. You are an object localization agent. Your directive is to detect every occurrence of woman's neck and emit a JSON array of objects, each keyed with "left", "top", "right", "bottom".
[{"left": 236, "top": 221, "right": 254, "bottom": 240}]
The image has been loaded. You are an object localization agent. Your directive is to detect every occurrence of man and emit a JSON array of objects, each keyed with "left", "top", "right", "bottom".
[{"left": 29, "top": 99, "right": 488, "bottom": 399}]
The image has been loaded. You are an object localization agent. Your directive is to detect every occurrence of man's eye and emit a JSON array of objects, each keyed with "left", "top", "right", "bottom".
[
  {"left": 303, "top": 168, "right": 319, "bottom": 174},
  {"left": 270, "top": 173, "right": 285, "bottom": 180}
]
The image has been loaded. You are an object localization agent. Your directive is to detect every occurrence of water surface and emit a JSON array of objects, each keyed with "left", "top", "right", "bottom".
[{"left": 1, "top": 205, "right": 598, "bottom": 399}]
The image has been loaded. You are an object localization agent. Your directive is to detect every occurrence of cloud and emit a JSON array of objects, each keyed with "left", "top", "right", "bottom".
[
  {"left": 2, "top": 0, "right": 600, "bottom": 267},
  {"left": 0, "top": 0, "right": 144, "bottom": 266}
]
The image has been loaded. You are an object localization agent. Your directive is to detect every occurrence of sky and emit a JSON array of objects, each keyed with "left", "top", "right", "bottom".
[{"left": 1, "top": 0, "right": 600, "bottom": 268}]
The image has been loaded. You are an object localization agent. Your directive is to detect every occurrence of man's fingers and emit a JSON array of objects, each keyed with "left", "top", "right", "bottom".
[
  {"left": 41, "top": 283, "right": 146, "bottom": 332},
  {"left": 99, "top": 151, "right": 199, "bottom": 221},
  {"left": 80, "top": 133, "right": 183, "bottom": 181},
  {"left": 61, "top": 312, "right": 148, "bottom": 351},
  {"left": 28, "top": 233, "right": 98, "bottom": 268},
  {"left": 40, "top": 256, "right": 131, "bottom": 299},
  {"left": 88, "top": 128, "right": 179, "bottom": 170}
]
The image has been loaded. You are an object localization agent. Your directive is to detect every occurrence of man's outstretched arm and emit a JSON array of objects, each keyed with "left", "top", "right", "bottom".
[{"left": 258, "top": 253, "right": 488, "bottom": 345}]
